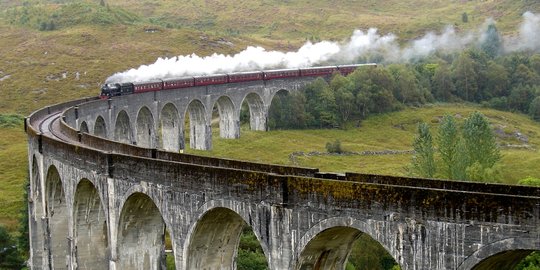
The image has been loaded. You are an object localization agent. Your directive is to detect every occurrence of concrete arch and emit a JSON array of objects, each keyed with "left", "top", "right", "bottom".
[
  {"left": 241, "top": 92, "right": 266, "bottom": 131},
  {"left": 94, "top": 115, "right": 107, "bottom": 138},
  {"left": 114, "top": 110, "right": 132, "bottom": 144},
  {"left": 117, "top": 192, "right": 167, "bottom": 270},
  {"left": 45, "top": 165, "right": 69, "bottom": 270},
  {"left": 29, "top": 156, "right": 45, "bottom": 268},
  {"left": 136, "top": 106, "right": 155, "bottom": 148},
  {"left": 295, "top": 217, "right": 397, "bottom": 270},
  {"left": 185, "top": 205, "right": 268, "bottom": 270},
  {"left": 159, "top": 103, "right": 183, "bottom": 152},
  {"left": 458, "top": 238, "right": 539, "bottom": 270},
  {"left": 267, "top": 89, "right": 291, "bottom": 130},
  {"left": 268, "top": 88, "right": 291, "bottom": 107},
  {"left": 79, "top": 121, "right": 89, "bottom": 133},
  {"left": 73, "top": 179, "right": 108, "bottom": 269},
  {"left": 212, "top": 96, "right": 239, "bottom": 139},
  {"left": 185, "top": 99, "right": 210, "bottom": 150}
]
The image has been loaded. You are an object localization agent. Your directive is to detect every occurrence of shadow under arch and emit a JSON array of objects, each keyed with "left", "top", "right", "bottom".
[
  {"left": 184, "top": 99, "right": 209, "bottom": 150},
  {"left": 45, "top": 165, "right": 69, "bottom": 269},
  {"left": 458, "top": 238, "right": 539, "bottom": 270},
  {"left": 295, "top": 217, "right": 399, "bottom": 270},
  {"left": 73, "top": 179, "right": 108, "bottom": 269},
  {"left": 184, "top": 205, "right": 269, "bottom": 270},
  {"left": 79, "top": 121, "right": 89, "bottom": 133},
  {"left": 136, "top": 106, "right": 155, "bottom": 148},
  {"left": 159, "top": 103, "right": 182, "bottom": 152},
  {"left": 212, "top": 95, "right": 238, "bottom": 139},
  {"left": 94, "top": 115, "right": 107, "bottom": 138},
  {"left": 114, "top": 110, "right": 132, "bottom": 144},
  {"left": 29, "top": 156, "right": 45, "bottom": 268},
  {"left": 117, "top": 192, "right": 168, "bottom": 270},
  {"left": 240, "top": 92, "right": 266, "bottom": 131}
]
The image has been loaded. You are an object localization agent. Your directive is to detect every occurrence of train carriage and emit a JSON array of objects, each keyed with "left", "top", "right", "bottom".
[
  {"left": 228, "top": 71, "right": 264, "bottom": 83},
  {"left": 194, "top": 74, "right": 229, "bottom": 86},
  {"left": 133, "top": 80, "right": 163, "bottom": 93},
  {"left": 163, "top": 77, "right": 195, "bottom": 90},
  {"left": 263, "top": 68, "right": 300, "bottom": 80},
  {"left": 299, "top": 66, "right": 338, "bottom": 77}
]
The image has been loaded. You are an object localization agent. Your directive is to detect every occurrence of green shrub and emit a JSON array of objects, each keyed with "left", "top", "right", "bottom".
[
  {"left": 0, "top": 114, "right": 24, "bottom": 128},
  {"left": 326, "top": 139, "right": 343, "bottom": 154}
]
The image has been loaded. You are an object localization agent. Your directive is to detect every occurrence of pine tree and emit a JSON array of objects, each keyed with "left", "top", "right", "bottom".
[
  {"left": 437, "top": 115, "right": 460, "bottom": 179},
  {"left": 411, "top": 122, "right": 436, "bottom": 177},
  {"left": 462, "top": 112, "right": 501, "bottom": 178},
  {"left": 480, "top": 24, "right": 502, "bottom": 58}
]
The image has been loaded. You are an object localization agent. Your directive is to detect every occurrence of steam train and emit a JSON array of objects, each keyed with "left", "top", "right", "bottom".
[{"left": 100, "top": 63, "right": 376, "bottom": 99}]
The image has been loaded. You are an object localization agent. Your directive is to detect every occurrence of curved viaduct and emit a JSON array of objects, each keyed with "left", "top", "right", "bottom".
[{"left": 26, "top": 74, "right": 540, "bottom": 270}]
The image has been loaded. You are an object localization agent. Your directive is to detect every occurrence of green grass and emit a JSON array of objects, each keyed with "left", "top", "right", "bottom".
[
  {"left": 0, "top": 126, "right": 27, "bottom": 232},
  {"left": 190, "top": 104, "right": 540, "bottom": 185}
]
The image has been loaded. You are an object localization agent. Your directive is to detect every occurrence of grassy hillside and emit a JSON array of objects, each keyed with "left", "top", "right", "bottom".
[
  {"left": 0, "top": 0, "right": 539, "bottom": 233},
  {"left": 195, "top": 104, "right": 540, "bottom": 184}
]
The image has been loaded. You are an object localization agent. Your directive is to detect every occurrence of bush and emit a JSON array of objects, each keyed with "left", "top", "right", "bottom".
[
  {"left": 0, "top": 114, "right": 24, "bottom": 128},
  {"left": 518, "top": 176, "right": 540, "bottom": 187},
  {"left": 0, "top": 225, "right": 24, "bottom": 269},
  {"left": 326, "top": 139, "right": 343, "bottom": 154}
]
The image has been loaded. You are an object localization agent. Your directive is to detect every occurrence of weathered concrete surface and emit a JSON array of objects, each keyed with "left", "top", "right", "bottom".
[{"left": 27, "top": 80, "right": 540, "bottom": 270}]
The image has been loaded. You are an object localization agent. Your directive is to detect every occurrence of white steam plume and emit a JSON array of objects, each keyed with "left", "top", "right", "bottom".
[
  {"left": 107, "top": 12, "right": 540, "bottom": 83},
  {"left": 504, "top": 11, "right": 540, "bottom": 53}
]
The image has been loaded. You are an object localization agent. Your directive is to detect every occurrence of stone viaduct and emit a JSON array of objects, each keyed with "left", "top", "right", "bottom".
[{"left": 26, "top": 74, "right": 540, "bottom": 270}]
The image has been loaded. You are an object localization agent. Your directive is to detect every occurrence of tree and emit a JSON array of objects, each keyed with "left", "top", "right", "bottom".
[
  {"left": 508, "top": 84, "right": 535, "bottom": 113},
  {"left": 462, "top": 12, "right": 468, "bottom": 23},
  {"left": 411, "top": 122, "right": 436, "bottom": 178},
  {"left": 453, "top": 52, "right": 478, "bottom": 101},
  {"left": 335, "top": 87, "right": 355, "bottom": 126},
  {"left": 0, "top": 225, "right": 24, "bottom": 269},
  {"left": 484, "top": 61, "right": 509, "bottom": 98},
  {"left": 512, "top": 64, "right": 540, "bottom": 87},
  {"left": 462, "top": 112, "right": 501, "bottom": 180},
  {"left": 480, "top": 23, "right": 502, "bottom": 58},
  {"left": 437, "top": 115, "right": 461, "bottom": 179},
  {"left": 529, "top": 96, "right": 540, "bottom": 122},
  {"left": 388, "top": 64, "right": 424, "bottom": 105},
  {"left": 432, "top": 65, "right": 456, "bottom": 101}
]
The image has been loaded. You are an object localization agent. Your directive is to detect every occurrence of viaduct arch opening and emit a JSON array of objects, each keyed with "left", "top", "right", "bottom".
[
  {"left": 114, "top": 110, "right": 132, "bottom": 144},
  {"left": 117, "top": 193, "right": 168, "bottom": 270},
  {"left": 212, "top": 96, "right": 239, "bottom": 139},
  {"left": 29, "top": 156, "right": 44, "bottom": 268},
  {"left": 267, "top": 89, "right": 293, "bottom": 130},
  {"left": 73, "top": 179, "right": 108, "bottom": 269},
  {"left": 186, "top": 207, "right": 268, "bottom": 270},
  {"left": 159, "top": 103, "right": 182, "bottom": 152},
  {"left": 94, "top": 115, "right": 107, "bottom": 138},
  {"left": 184, "top": 100, "right": 209, "bottom": 150},
  {"left": 79, "top": 121, "right": 89, "bottom": 133},
  {"left": 296, "top": 219, "right": 400, "bottom": 270},
  {"left": 45, "top": 165, "right": 69, "bottom": 269},
  {"left": 241, "top": 93, "right": 266, "bottom": 131},
  {"left": 136, "top": 106, "right": 155, "bottom": 148},
  {"left": 296, "top": 226, "right": 361, "bottom": 270}
]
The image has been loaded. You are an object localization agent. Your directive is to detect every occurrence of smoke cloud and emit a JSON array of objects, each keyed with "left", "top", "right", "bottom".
[{"left": 107, "top": 11, "right": 540, "bottom": 83}]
